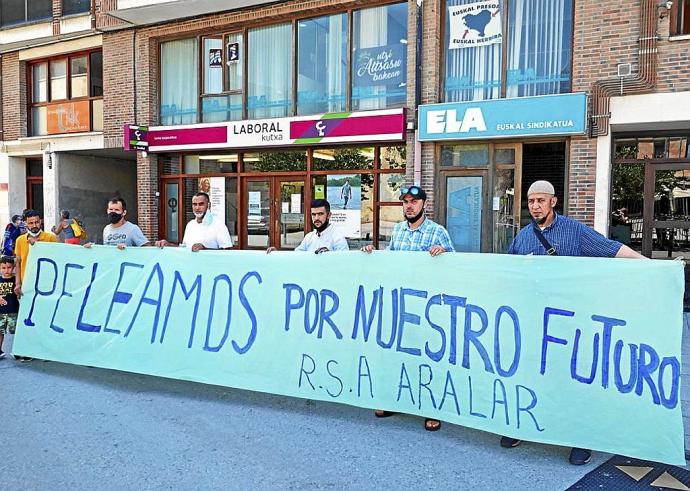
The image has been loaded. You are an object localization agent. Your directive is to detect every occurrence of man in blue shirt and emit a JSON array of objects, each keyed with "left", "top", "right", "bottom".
[
  {"left": 501, "top": 180, "right": 644, "bottom": 465},
  {"left": 362, "top": 185, "right": 455, "bottom": 432}
]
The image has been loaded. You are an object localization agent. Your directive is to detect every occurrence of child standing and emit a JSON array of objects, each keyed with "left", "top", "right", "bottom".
[{"left": 0, "top": 256, "right": 19, "bottom": 359}]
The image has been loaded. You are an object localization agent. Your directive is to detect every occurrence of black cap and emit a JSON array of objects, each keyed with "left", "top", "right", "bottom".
[{"left": 399, "top": 185, "right": 427, "bottom": 201}]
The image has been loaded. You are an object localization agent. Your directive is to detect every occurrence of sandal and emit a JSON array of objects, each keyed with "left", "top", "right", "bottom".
[
  {"left": 424, "top": 418, "right": 441, "bottom": 431},
  {"left": 374, "top": 409, "right": 396, "bottom": 418}
]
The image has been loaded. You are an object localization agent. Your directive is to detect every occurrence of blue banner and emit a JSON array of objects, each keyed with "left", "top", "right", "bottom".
[
  {"left": 418, "top": 93, "right": 587, "bottom": 141},
  {"left": 13, "top": 243, "right": 685, "bottom": 464}
]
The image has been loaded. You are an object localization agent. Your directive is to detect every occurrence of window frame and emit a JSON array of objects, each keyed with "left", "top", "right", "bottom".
[
  {"left": 27, "top": 49, "right": 104, "bottom": 136},
  {"left": 439, "top": 0, "right": 576, "bottom": 102},
  {"left": 158, "top": 1, "right": 409, "bottom": 126},
  {"left": 61, "top": 0, "right": 92, "bottom": 17},
  {"left": 0, "top": 0, "right": 52, "bottom": 28},
  {"left": 670, "top": 0, "right": 690, "bottom": 36}
]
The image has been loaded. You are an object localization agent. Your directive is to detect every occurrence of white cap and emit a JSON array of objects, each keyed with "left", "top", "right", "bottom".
[{"left": 527, "top": 180, "right": 555, "bottom": 196}]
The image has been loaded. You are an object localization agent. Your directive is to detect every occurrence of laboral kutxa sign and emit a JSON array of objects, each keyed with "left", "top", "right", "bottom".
[
  {"left": 124, "top": 109, "right": 405, "bottom": 152},
  {"left": 13, "top": 243, "right": 686, "bottom": 465},
  {"left": 418, "top": 93, "right": 587, "bottom": 141}
]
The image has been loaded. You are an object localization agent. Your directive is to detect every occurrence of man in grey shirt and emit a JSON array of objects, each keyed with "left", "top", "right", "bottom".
[{"left": 85, "top": 197, "right": 150, "bottom": 250}]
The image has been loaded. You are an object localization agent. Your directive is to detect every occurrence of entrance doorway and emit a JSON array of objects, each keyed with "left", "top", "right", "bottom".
[
  {"left": 611, "top": 135, "right": 690, "bottom": 307},
  {"left": 26, "top": 158, "right": 44, "bottom": 215},
  {"left": 243, "top": 177, "right": 307, "bottom": 250}
]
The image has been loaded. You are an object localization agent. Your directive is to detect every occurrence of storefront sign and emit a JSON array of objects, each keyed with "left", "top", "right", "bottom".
[
  {"left": 13, "top": 243, "right": 686, "bottom": 465},
  {"left": 448, "top": 1, "right": 502, "bottom": 49},
  {"left": 47, "top": 100, "right": 91, "bottom": 135},
  {"left": 353, "top": 44, "right": 406, "bottom": 88},
  {"left": 129, "top": 109, "right": 405, "bottom": 153},
  {"left": 124, "top": 124, "right": 149, "bottom": 151},
  {"left": 418, "top": 93, "right": 587, "bottom": 141}
]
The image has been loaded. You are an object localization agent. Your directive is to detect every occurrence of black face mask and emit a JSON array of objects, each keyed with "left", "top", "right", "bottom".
[
  {"left": 315, "top": 219, "right": 330, "bottom": 234},
  {"left": 108, "top": 212, "right": 123, "bottom": 224},
  {"left": 405, "top": 208, "right": 424, "bottom": 224}
]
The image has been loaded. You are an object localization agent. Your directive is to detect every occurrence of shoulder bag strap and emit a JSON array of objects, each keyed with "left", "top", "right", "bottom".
[{"left": 532, "top": 222, "right": 558, "bottom": 256}]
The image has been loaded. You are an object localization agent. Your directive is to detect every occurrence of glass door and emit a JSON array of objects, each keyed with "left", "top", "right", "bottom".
[
  {"left": 163, "top": 180, "right": 180, "bottom": 243},
  {"left": 442, "top": 171, "right": 488, "bottom": 253},
  {"left": 643, "top": 165, "right": 690, "bottom": 259},
  {"left": 245, "top": 179, "right": 271, "bottom": 249},
  {"left": 492, "top": 144, "right": 522, "bottom": 253},
  {"left": 277, "top": 179, "right": 306, "bottom": 250}
]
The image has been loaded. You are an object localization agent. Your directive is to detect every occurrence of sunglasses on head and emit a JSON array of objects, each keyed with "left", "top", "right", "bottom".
[{"left": 400, "top": 186, "right": 421, "bottom": 196}]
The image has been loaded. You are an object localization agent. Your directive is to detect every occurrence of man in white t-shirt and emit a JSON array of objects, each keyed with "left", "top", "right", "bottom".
[
  {"left": 156, "top": 192, "right": 233, "bottom": 251},
  {"left": 267, "top": 199, "right": 348, "bottom": 254}
]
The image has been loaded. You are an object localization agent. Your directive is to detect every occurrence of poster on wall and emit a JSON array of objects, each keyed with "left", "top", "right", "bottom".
[
  {"left": 248, "top": 191, "right": 261, "bottom": 215},
  {"left": 226, "top": 42, "right": 240, "bottom": 64},
  {"left": 198, "top": 177, "right": 226, "bottom": 225},
  {"left": 326, "top": 174, "right": 361, "bottom": 238},
  {"left": 448, "top": 1, "right": 502, "bottom": 49},
  {"left": 208, "top": 48, "right": 222, "bottom": 68}
]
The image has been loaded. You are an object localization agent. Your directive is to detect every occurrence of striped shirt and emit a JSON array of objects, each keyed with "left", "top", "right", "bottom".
[
  {"left": 388, "top": 218, "right": 455, "bottom": 252},
  {"left": 507, "top": 213, "right": 622, "bottom": 257}
]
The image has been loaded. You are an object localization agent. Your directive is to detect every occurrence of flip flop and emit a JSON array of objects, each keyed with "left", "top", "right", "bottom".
[
  {"left": 424, "top": 418, "right": 441, "bottom": 431},
  {"left": 374, "top": 409, "right": 396, "bottom": 418}
]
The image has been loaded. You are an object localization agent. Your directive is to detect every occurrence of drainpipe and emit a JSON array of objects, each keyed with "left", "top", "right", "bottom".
[
  {"left": 589, "top": 0, "right": 657, "bottom": 137},
  {"left": 413, "top": 0, "right": 423, "bottom": 186}
]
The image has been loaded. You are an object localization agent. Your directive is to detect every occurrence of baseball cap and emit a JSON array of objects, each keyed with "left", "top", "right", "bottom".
[
  {"left": 527, "top": 180, "right": 555, "bottom": 196},
  {"left": 399, "top": 185, "right": 427, "bottom": 201}
]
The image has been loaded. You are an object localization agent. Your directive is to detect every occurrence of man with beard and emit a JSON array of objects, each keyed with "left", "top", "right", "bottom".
[
  {"left": 268, "top": 199, "right": 348, "bottom": 253},
  {"left": 84, "top": 197, "right": 150, "bottom": 250},
  {"left": 157, "top": 192, "right": 233, "bottom": 251},
  {"left": 13, "top": 209, "right": 57, "bottom": 300},
  {"left": 361, "top": 185, "right": 454, "bottom": 432},
  {"left": 500, "top": 180, "right": 643, "bottom": 465}
]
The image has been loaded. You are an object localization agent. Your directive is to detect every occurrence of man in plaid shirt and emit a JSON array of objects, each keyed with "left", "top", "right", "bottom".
[{"left": 361, "top": 184, "right": 454, "bottom": 432}]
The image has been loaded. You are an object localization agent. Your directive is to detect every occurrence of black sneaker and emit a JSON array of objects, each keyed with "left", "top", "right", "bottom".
[
  {"left": 0, "top": 350, "right": 5, "bottom": 359},
  {"left": 500, "top": 436, "right": 522, "bottom": 448},
  {"left": 569, "top": 447, "right": 592, "bottom": 465},
  {"left": 20, "top": 357, "right": 34, "bottom": 363}
]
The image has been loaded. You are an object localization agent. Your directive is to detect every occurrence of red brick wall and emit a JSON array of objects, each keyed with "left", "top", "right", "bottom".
[
  {"left": 103, "top": 30, "right": 135, "bottom": 148},
  {"left": 569, "top": 0, "right": 690, "bottom": 224},
  {"left": 1, "top": 53, "right": 27, "bottom": 141}
]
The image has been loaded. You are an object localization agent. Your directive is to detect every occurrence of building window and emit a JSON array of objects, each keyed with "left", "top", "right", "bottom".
[
  {"left": 160, "top": 38, "right": 199, "bottom": 125},
  {"left": 297, "top": 13, "right": 347, "bottom": 115},
  {"left": 443, "top": 0, "right": 573, "bottom": 102},
  {"left": 672, "top": 0, "right": 690, "bottom": 35},
  {"left": 29, "top": 50, "right": 104, "bottom": 136},
  {"left": 200, "top": 33, "right": 243, "bottom": 123},
  {"left": 0, "top": 0, "right": 52, "bottom": 27},
  {"left": 352, "top": 3, "right": 408, "bottom": 110},
  {"left": 62, "top": 0, "right": 90, "bottom": 16},
  {"left": 159, "top": 2, "right": 408, "bottom": 126},
  {"left": 248, "top": 23, "right": 293, "bottom": 119}
]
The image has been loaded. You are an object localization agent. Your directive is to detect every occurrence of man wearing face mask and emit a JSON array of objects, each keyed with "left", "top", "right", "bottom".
[
  {"left": 157, "top": 192, "right": 233, "bottom": 251},
  {"left": 85, "top": 197, "right": 150, "bottom": 250},
  {"left": 267, "top": 199, "right": 348, "bottom": 253},
  {"left": 361, "top": 185, "right": 454, "bottom": 432},
  {"left": 13, "top": 209, "right": 57, "bottom": 299}
]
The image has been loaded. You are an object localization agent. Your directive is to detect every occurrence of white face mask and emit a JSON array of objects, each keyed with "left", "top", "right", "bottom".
[
  {"left": 27, "top": 228, "right": 41, "bottom": 237},
  {"left": 193, "top": 211, "right": 205, "bottom": 219}
]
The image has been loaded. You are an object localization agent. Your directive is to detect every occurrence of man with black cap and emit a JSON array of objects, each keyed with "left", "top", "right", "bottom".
[
  {"left": 362, "top": 184, "right": 454, "bottom": 432},
  {"left": 500, "top": 180, "right": 644, "bottom": 465}
]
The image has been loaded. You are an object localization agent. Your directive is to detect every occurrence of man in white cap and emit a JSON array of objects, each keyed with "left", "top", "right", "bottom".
[
  {"left": 501, "top": 180, "right": 644, "bottom": 465},
  {"left": 507, "top": 180, "right": 642, "bottom": 258}
]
